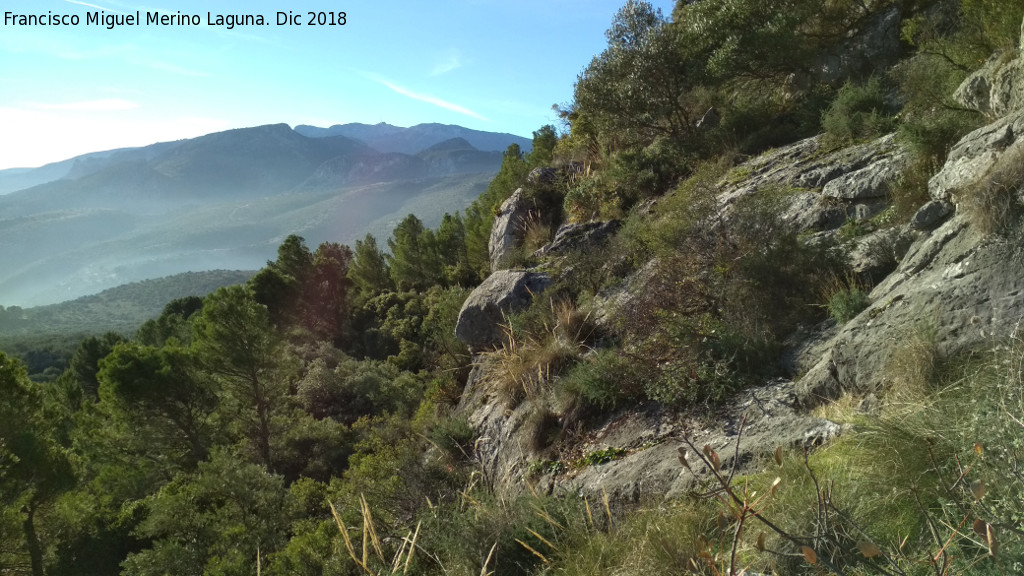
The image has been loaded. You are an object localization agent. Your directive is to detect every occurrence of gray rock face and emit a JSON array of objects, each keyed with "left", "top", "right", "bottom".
[
  {"left": 454, "top": 270, "right": 551, "bottom": 351},
  {"left": 527, "top": 167, "right": 558, "bottom": 187},
  {"left": 797, "top": 213, "right": 1024, "bottom": 404},
  {"left": 848, "top": 227, "right": 909, "bottom": 280},
  {"left": 909, "top": 200, "right": 954, "bottom": 231},
  {"left": 780, "top": 192, "right": 849, "bottom": 232},
  {"left": 797, "top": 111, "right": 1024, "bottom": 404},
  {"left": 821, "top": 149, "right": 909, "bottom": 200},
  {"left": 955, "top": 53, "right": 1024, "bottom": 118},
  {"left": 458, "top": 373, "right": 840, "bottom": 502},
  {"left": 717, "top": 133, "right": 907, "bottom": 234},
  {"left": 534, "top": 220, "right": 621, "bottom": 258},
  {"left": 488, "top": 188, "right": 533, "bottom": 271},
  {"left": 929, "top": 111, "right": 1024, "bottom": 202}
]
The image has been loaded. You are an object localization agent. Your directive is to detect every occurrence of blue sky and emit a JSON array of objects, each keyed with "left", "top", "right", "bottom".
[{"left": 0, "top": 0, "right": 675, "bottom": 169}]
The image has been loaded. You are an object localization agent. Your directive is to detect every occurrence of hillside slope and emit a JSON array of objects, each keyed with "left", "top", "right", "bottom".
[{"left": 0, "top": 124, "right": 506, "bottom": 306}]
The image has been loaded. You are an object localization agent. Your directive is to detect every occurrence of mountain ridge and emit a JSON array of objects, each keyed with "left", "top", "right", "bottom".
[{"left": 0, "top": 122, "right": 521, "bottom": 306}]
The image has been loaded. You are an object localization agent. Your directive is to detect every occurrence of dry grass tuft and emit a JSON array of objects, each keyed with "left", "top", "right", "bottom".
[
  {"left": 522, "top": 212, "right": 554, "bottom": 252},
  {"left": 486, "top": 301, "right": 593, "bottom": 406},
  {"left": 963, "top": 142, "right": 1024, "bottom": 235},
  {"left": 883, "top": 322, "right": 941, "bottom": 407}
]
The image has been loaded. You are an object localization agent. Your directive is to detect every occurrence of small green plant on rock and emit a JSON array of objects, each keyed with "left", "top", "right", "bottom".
[
  {"left": 828, "top": 286, "right": 871, "bottom": 324},
  {"left": 576, "top": 446, "right": 626, "bottom": 467}
]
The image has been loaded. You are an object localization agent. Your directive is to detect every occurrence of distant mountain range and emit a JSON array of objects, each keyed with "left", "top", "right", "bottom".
[
  {"left": 293, "top": 122, "right": 532, "bottom": 155},
  {"left": 0, "top": 122, "right": 530, "bottom": 307}
]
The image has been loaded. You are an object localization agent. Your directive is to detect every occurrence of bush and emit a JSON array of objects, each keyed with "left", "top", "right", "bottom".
[
  {"left": 428, "top": 413, "right": 476, "bottom": 462},
  {"left": 828, "top": 286, "right": 871, "bottom": 323},
  {"left": 563, "top": 173, "right": 619, "bottom": 222},
  {"left": 888, "top": 154, "right": 938, "bottom": 223},
  {"left": 821, "top": 77, "right": 897, "bottom": 147},
  {"left": 420, "top": 492, "right": 587, "bottom": 576},
  {"left": 559, "top": 349, "right": 646, "bottom": 410}
]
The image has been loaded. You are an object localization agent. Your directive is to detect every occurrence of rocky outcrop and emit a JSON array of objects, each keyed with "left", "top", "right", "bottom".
[
  {"left": 454, "top": 270, "right": 551, "bottom": 351},
  {"left": 534, "top": 220, "right": 621, "bottom": 258},
  {"left": 527, "top": 167, "right": 558, "bottom": 187},
  {"left": 955, "top": 53, "right": 1024, "bottom": 118},
  {"left": 488, "top": 188, "right": 533, "bottom": 271},
  {"left": 719, "top": 132, "right": 910, "bottom": 233},
  {"left": 797, "top": 213, "right": 1024, "bottom": 403},
  {"left": 797, "top": 110, "right": 1024, "bottom": 404},
  {"left": 821, "top": 148, "right": 908, "bottom": 200},
  {"left": 460, "top": 373, "right": 840, "bottom": 501},
  {"left": 929, "top": 110, "right": 1024, "bottom": 203},
  {"left": 909, "top": 200, "right": 954, "bottom": 231},
  {"left": 457, "top": 42, "right": 1024, "bottom": 505}
]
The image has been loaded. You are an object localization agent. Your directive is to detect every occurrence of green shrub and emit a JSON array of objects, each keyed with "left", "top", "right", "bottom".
[
  {"left": 828, "top": 285, "right": 871, "bottom": 323},
  {"left": 821, "top": 77, "right": 897, "bottom": 147},
  {"left": 563, "top": 173, "right": 619, "bottom": 222},
  {"left": 889, "top": 154, "right": 938, "bottom": 222},
  {"left": 428, "top": 413, "right": 476, "bottom": 462},
  {"left": 419, "top": 492, "right": 587, "bottom": 576},
  {"left": 575, "top": 446, "right": 626, "bottom": 467},
  {"left": 559, "top": 349, "right": 646, "bottom": 410}
]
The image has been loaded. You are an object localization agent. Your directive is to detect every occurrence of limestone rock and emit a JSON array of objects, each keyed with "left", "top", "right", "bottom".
[
  {"left": 954, "top": 53, "right": 1024, "bottom": 118},
  {"left": 821, "top": 149, "right": 909, "bottom": 200},
  {"left": 848, "top": 227, "right": 903, "bottom": 280},
  {"left": 459, "top": 372, "right": 841, "bottom": 502},
  {"left": 780, "top": 192, "right": 848, "bottom": 232},
  {"left": 718, "top": 133, "right": 904, "bottom": 234},
  {"left": 454, "top": 270, "right": 551, "bottom": 351},
  {"left": 929, "top": 111, "right": 1024, "bottom": 202},
  {"left": 797, "top": 212, "right": 1024, "bottom": 405},
  {"left": 909, "top": 200, "right": 954, "bottom": 231},
  {"left": 794, "top": 112, "right": 1024, "bottom": 405},
  {"left": 488, "top": 188, "right": 533, "bottom": 271},
  {"left": 534, "top": 220, "right": 621, "bottom": 258},
  {"left": 527, "top": 167, "right": 558, "bottom": 187}
]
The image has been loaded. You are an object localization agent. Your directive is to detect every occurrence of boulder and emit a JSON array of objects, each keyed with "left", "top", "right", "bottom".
[
  {"left": 488, "top": 188, "right": 533, "bottom": 271},
  {"left": 527, "top": 167, "right": 558, "bottom": 187},
  {"left": 909, "top": 200, "right": 954, "bottom": 231},
  {"left": 534, "top": 220, "right": 621, "bottom": 257},
  {"left": 929, "top": 111, "right": 1024, "bottom": 202},
  {"left": 954, "top": 53, "right": 1024, "bottom": 118},
  {"left": 455, "top": 270, "right": 552, "bottom": 351}
]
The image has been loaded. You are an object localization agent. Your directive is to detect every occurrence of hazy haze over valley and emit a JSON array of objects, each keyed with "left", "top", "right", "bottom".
[{"left": 0, "top": 122, "right": 531, "bottom": 306}]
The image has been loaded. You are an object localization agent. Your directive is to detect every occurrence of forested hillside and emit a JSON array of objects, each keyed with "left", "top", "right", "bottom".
[{"left": 3, "top": 1, "right": 1024, "bottom": 575}]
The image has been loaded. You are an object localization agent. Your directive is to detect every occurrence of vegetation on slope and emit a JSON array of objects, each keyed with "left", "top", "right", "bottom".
[{"left": 2, "top": 0, "right": 1024, "bottom": 575}]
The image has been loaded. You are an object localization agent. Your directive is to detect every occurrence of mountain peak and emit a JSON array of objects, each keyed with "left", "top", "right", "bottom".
[{"left": 420, "top": 137, "right": 477, "bottom": 153}]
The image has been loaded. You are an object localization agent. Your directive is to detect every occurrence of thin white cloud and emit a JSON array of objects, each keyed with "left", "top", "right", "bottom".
[
  {"left": 431, "top": 50, "right": 464, "bottom": 76},
  {"left": 377, "top": 80, "right": 489, "bottom": 122},
  {"left": 64, "top": 0, "right": 125, "bottom": 13},
  {"left": 28, "top": 99, "right": 140, "bottom": 112}
]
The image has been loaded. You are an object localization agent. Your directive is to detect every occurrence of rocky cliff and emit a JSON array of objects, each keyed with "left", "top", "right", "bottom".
[{"left": 451, "top": 38, "right": 1024, "bottom": 504}]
